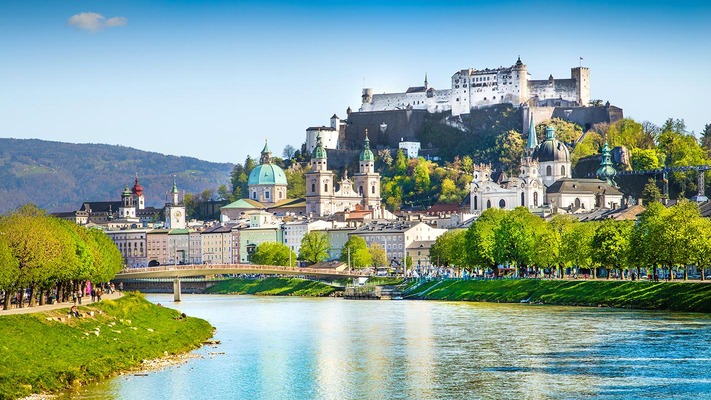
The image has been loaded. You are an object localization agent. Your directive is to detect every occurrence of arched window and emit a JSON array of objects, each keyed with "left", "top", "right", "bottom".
[
  {"left": 575, "top": 198, "right": 581, "bottom": 208},
  {"left": 324, "top": 183, "right": 328, "bottom": 192},
  {"left": 521, "top": 192, "right": 525, "bottom": 206},
  {"left": 371, "top": 185, "right": 375, "bottom": 194},
  {"left": 311, "top": 183, "right": 315, "bottom": 193},
  {"left": 279, "top": 191, "right": 283, "bottom": 199},
  {"left": 359, "top": 186, "right": 363, "bottom": 195},
  {"left": 546, "top": 165, "right": 552, "bottom": 176},
  {"left": 499, "top": 199, "right": 506, "bottom": 208},
  {"left": 561, "top": 165, "right": 566, "bottom": 176},
  {"left": 486, "top": 199, "right": 491, "bottom": 209},
  {"left": 252, "top": 191, "right": 257, "bottom": 199},
  {"left": 534, "top": 192, "right": 539, "bottom": 206},
  {"left": 473, "top": 195, "right": 478, "bottom": 210}
]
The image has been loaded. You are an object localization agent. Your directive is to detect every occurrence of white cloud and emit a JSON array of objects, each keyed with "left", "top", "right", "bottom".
[{"left": 67, "top": 12, "right": 127, "bottom": 32}]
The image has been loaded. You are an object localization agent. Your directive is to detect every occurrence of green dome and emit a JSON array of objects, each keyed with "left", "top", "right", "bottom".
[
  {"left": 248, "top": 163, "right": 287, "bottom": 186},
  {"left": 359, "top": 134, "right": 375, "bottom": 162},
  {"left": 312, "top": 134, "right": 327, "bottom": 159}
]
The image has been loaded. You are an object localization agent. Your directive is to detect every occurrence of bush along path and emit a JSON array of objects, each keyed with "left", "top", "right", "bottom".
[
  {"left": 0, "top": 292, "right": 214, "bottom": 400},
  {"left": 203, "top": 277, "right": 339, "bottom": 297}
]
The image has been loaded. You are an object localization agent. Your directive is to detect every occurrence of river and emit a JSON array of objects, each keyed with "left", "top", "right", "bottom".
[{"left": 58, "top": 294, "right": 711, "bottom": 399}]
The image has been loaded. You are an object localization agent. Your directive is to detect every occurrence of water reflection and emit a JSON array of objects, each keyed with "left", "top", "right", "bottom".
[{"left": 60, "top": 296, "right": 711, "bottom": 400}]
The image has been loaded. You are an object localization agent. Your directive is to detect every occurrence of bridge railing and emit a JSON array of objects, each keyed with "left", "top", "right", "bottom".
[{"left": 118, "top": 263, "right": 362, "bottom": 277}]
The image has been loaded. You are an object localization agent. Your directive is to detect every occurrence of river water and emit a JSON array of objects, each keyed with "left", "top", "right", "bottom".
[{"left": 59, "top": 294, "right": 711, "bottom": 399}]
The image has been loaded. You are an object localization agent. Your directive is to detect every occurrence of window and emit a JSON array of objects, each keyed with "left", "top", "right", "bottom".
[
  {"left": 499, "top": 199, "right": 506, "bottom": 208},
  {"left": 486, "top": 199, "right": 491, "bottom": 209},
  {"left": 473, "top": 195, "right": 478, "bottom": 210},
  {"left": 575, "top": 198, "right": 581, "bottom": 208},
  {"left": 265, "top": 191, "right": 270, "bottom": 199},
  {"left": 359, "top": 186, "right": 363, "bottom": 195},
  {"left": 371, "top": 185, "right": 375, "bottom": 194},
  {"left": 311, "top": 183, "right": 315, "bottom": 192},
  {"left": 324, "top": 183, "right": 328, "bottom": 192},
  {"left": 534, "top": 192, "right": 539, "bottom": 207},
  {"left": 561, "top": 165, "right": 566, "bottom": 176},
  {"left": 252, "top": 191, "right": 257, "bottom": 199},
  {"left": 546, "top": 165, "right": 552, "bottom": 176},
  {"left": 521, "top": 192, "right": 525, "bottom": 206}
]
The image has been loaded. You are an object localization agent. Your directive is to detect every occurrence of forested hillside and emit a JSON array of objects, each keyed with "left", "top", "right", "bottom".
[{"left": 0, "top": 138, "right": 232, "bottom": 213}]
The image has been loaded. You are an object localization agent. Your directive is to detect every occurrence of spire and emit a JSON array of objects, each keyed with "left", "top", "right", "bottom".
[
  {"left": 526, "top": 111, "right": 538, "bottom": 151},
  {"left": 359, "top": 129, "right": 374, "bottom": 162},
  {"left": 596, "top": 142, "right": 617, "bottom": 187},
  {"left": 311, "top": 133, "right": 327, "bottom": 159},
  {"left": 260, "top": 139, "right": 272, "bottom": 164},
  {"left": 171, "top": 177, "right": 178, "bottom": 193},
  {"left": 424, "top": 73, "right": 428, "bottom": 89}
]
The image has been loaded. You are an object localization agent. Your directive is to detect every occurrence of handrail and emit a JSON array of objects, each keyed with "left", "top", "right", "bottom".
[{"left": 117, "top": 263, "right": 362, "bottom": 277}]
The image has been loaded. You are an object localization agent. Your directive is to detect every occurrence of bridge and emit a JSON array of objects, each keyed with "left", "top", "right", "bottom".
[{"left": 113, "top": 263, "right": 366, "bottom": 302}]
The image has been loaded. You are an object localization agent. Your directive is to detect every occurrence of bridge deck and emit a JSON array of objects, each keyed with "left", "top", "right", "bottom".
[{"left": 114, "top": 263, "right": 366, "bottom": 279}]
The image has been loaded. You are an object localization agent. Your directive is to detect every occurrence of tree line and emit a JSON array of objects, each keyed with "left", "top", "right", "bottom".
[
  {"left": 249, "top": 232, "right": 390, "bottom": 270},
  {"left": 0, "top": 205, "right": 123, "bottom": 309},
  {"left": 430, "top": 201, "right": 710, "bottom": 280}
]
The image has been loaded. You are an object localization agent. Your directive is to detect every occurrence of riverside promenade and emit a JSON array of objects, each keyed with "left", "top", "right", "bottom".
[{"left": 0, "top": 291, "right": 123, "bottom": 316}]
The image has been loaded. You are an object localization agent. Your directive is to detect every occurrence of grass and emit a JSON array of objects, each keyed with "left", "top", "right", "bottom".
[
  {"left": 0, "top": 292, "right": 214, "bottom": 400},
  {"left": 203, "top": 277, "right": 338, "bottom": 297},
  {"left": 414, "top": 280, "right": 711, "bottom": 313}
]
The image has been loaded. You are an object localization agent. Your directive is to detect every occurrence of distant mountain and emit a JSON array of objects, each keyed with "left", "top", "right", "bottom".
[{"left": 0, "top": 138, "right": 233, "bottom": 213}]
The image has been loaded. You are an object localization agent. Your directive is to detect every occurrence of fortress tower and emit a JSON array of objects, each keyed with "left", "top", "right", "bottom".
[{"left": 571, "top": 66, "right": 590, "bottom": 107}]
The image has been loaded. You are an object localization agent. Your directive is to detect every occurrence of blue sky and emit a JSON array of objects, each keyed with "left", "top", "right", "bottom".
[{"left": 1, "top": 1, "right": 710, "bottom": 164}]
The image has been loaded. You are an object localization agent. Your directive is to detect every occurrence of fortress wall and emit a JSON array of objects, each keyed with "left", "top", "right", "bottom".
[
  {"left": 528, "top": 79, "right": 578, "bottom": 104},
  {"left": 345, "top": 109, "right": 429, "bottom": 149}
]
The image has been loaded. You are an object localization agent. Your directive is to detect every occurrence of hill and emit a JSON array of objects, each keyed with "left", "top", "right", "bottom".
[{"left": 0, "top": 138, "right": 233, "bottom": 213}]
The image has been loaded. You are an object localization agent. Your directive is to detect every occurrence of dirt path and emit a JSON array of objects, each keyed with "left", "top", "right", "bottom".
[{"left": 0, "top": 291, "right": 124, "bottom": 316}]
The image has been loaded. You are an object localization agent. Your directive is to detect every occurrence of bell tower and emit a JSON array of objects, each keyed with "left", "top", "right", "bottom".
[
  {"left": 305, "top": 134, "right": 335, "bottom": 216},
  {"left": 353, "top": 130, "right": 381, "bottom": 211}
]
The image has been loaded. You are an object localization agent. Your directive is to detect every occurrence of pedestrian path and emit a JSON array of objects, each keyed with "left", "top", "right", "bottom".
[{"left": 0, "top": 292, "right": 124, "bottom": 316}]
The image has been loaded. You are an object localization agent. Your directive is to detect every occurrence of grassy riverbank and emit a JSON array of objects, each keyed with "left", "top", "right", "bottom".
[
  {"left": 0, "top": 292, "right": 214, "bottom": 400},
  {"left": 203, "top": 277, "right": 339, "bottom": 297},
  {"left": 407, "top": 280, "right": 711, "bottom": 313}
]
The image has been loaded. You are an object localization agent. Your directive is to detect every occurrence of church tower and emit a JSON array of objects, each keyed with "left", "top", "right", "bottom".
[
  {"left": 131, "top": 174, "right": 145, "bottom": 210},
  {"left": 353, "top": 130, "right": 381, "bottom": 211},
  {"left": 305, "top": 134, "right": 335, "bottom": 216},
  {"left": 165, "top": 178, "right": 186, "bottom": 229},
  {"left": 119, "top": 185, "right": 137, "bottom": 219}
]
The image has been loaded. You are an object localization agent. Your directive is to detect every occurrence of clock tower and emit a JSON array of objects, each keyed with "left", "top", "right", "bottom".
[{"left": 165, "top": 178, "right": 187, "bottom": 229}]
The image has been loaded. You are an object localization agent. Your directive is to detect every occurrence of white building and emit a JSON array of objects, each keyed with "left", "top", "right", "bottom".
[
  {"left": 398, "top": 139, "right": 421, "bottom": 158},
  {"left": 360, "top": 58, "right": 590, "bottom": 117},
  {"left": 201, "top": 225, "right": 232, "bottom": 264},
  {"left": 282, "top": 219, "right": 333, "bottom": 255},
  {"left": 305, "top": 114, "right": 344, "bottom": 153}
]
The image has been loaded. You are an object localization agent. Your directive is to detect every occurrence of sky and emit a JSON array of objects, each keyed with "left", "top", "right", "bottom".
[{"left": 1, "top": 0, "right": 711, "bottom": 164}]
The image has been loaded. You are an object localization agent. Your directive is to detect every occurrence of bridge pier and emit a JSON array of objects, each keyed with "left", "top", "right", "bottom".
[{"left": 173, "top": 277, "right": 181, "bottom": 302}]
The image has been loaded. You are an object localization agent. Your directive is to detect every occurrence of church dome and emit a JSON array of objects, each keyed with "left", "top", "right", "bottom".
[
  {"left": 359, "top": 133, "right": 375, "bottom": 162},
  {"left": 312, "top": 134, "right": 327, "bottom": 159},
  {"left": 248, "top": 163, "right": 287, "bottom": 186},
  {"left": 131, "top": 176, "right": 143, "bottom": 196},
  {"left": 532, "top": 126, "right": 570, "bottom": 163}
]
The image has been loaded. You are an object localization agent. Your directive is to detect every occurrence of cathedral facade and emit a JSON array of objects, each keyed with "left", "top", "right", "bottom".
[{"left": 305, "top": 133, "right": 381, "bottom": 217}]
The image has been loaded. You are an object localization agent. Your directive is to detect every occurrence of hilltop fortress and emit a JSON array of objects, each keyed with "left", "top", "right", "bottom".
[{"left": 360, "top": 57, "right": 589, "bottom": 116}]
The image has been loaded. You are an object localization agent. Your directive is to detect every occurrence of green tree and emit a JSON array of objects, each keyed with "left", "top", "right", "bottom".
[
  {"left": 299, "top": 231, "right": 330, "bottom": 264},
  {"left": 700, "top": 124, "right": 711, "bottom": 156},
  {"left": 413, "top": 159, "right": 431, "bottom": 195},
  {"left": 562, "top": 220, "right": 596, "bottom": 276},
  {"left": 607, "top": 118, "right": 649, "bottom": 149},
  {"left": 430, "top": 230, "right": 466, "bottom": 269},
  {"left": 250, "top": 242, "right": 296, "bottom": 266},
  {"left": 494, "top": 207, "right": 543, "bottom": 276},
  {"left": 282, "top": 145, "right": 296, "bottom": 159},
  {"left": 536, "top": 118, "right": 583, "bottom": 144},
  {"left": 630, "top": 148, "right": 663, "bottom": 171},
  {"left": 494, "top": 129, "right": 524, "bottom": 175},
  {"left": 217, "top": 184, "right": 233, "bottom": 202},
  {"left": 571, "top": 131, "right": 603, "bottom": 165},
  {"left": 0, "top": 233, "right": 20, "bottom": 308},
  {"left": 340, "top": 236, "right": 371, "bottom": 268},
  {"left": 394, "top": 149, "right": 407, "bottom": 175},
  {"left": 285, "top": 164, "right": 306, "bottom": 199},
  {"left": 464, "top": 208, "right": 506, "bottom": 276},
  {"left": 641, "top": 179, "right": 662, "bottom": 204},
  {"left": 369, "top": 243, "right": 387, "bottom": 268},
  {"left": 438, "top": 178, "right": 459, "bottom": 204},
  {"left": 591, "top": 220, "right": 632, "bottom": 279}
]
